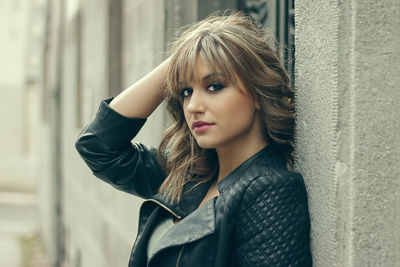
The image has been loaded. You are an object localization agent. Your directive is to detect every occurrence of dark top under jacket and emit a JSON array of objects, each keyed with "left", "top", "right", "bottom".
[{"left": 75, "top": 98, "right": 313, "bottom": 267}]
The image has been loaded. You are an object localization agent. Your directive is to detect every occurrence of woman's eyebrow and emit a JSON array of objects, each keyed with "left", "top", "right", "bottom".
[
  {"left": 177, "top": 73, "right": 225, "bottom": 86},
  {"left": 202, "top": 73, "right": 225, "bottom": 81},
  {"left": 177, "top": 81, "right": 189, "bottom": 88}
]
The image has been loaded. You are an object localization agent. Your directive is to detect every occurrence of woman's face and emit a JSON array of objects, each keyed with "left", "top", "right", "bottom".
[{"left": 181, "top": 56, "right": 264, "bottom": 151}]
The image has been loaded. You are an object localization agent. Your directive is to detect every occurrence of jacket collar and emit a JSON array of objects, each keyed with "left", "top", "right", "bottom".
[
  {"left": 150, "top": 142, "right": 284, "bottom": 218},
  {"left": 217, "top": 143, "right": 283, "bottom": 193},
  {"left": 151, "top": 176, "right": 216, "bottom": 218},
  {"left": 148, "top": 197, "right": 216, "bottom": 263},
  {"left": 146, "top": 177, "right": 217, "bottom": 264}
]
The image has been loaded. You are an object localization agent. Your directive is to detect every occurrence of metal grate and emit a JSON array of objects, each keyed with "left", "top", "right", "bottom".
[{"left": 238, "top": 0, "right": 295, "bottom": 87}]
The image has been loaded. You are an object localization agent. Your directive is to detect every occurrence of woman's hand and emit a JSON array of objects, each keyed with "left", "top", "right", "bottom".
[{"left": 109, "top": 57, "right": 171, "bottom": 118}]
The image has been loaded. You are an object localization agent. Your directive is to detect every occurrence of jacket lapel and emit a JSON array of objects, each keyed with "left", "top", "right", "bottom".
[
  {"left": 151, "top": 176, "right": 217, "bottom": 218},
  {"left": 149, "top": 197, "right": 216, "bottom": 261}
]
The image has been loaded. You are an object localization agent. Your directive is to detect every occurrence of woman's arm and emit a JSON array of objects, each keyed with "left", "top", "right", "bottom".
[
  {"left": 233, "top": 172, "right": 312, "bottom": 266},
  {"left": 75, "top": 58, "right": 171, "bottom": 198},
  {"left": 109, "top": 57, "right": 170, "bottom": 118}
]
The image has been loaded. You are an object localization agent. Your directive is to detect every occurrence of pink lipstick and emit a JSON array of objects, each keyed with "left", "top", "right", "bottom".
[{"left": 192, "top": 121, "right": 214, "bottom": 133}]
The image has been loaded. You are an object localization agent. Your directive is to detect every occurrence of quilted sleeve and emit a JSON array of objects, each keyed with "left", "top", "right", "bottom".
[
  {"left": 75, "top": 98, "right": 166, "bottom": 199},
  {"left": 233, "top": 172, "right": 312, "bottom": 267}
]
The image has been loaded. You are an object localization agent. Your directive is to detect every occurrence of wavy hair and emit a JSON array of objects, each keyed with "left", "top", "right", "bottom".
[{"left": 157, "top": 11, "right": 295, "bottom": 204}]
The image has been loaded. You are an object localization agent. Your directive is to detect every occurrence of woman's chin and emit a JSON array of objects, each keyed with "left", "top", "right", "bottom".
[{"left": 195, "top": 140, "right": 216, "bottom": 149}]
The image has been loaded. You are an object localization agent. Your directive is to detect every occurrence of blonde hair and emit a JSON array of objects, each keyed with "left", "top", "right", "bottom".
[{"left": 158, "top": 11, "right": 295, "bottom": 204}]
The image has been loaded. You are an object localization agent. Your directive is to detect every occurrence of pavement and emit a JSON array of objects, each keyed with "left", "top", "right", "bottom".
[{"left": 0, "top": 185, "right": 49, "bottom": 267}]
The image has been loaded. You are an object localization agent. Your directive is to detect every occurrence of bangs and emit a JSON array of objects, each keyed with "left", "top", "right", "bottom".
[{"left": 167, "top": 32, "right": 240, "bottom": 101}]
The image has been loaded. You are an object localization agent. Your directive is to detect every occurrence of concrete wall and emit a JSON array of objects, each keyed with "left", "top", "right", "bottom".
[
  {"left": 295, "top": 0, "right": 400, "bottom": 266},
  {"left": 0, "top": 0, "right": 28, "bottom": 158},
  {"left": 0, "top": 0, "right": 40, "bottom": 190},
  {"left": 39, "top": 0, "right": 64, "bottom": 265}
]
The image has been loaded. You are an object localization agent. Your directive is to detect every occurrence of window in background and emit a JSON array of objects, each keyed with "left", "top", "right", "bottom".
[{"left": 238, "top": 0, "right": 295, "bottom": 87}]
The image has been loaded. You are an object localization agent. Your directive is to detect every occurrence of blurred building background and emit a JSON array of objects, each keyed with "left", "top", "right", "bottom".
[
  {"left": 0, "top": 0, "right": 399, "bottom": 267},
  {"left": 0, "top": 0, "right": 48, "bottom": 266}
]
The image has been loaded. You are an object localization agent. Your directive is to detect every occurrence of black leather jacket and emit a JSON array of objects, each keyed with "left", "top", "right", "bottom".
[{"left": 75, "top": 99, "right": 312, "bottom": 267}]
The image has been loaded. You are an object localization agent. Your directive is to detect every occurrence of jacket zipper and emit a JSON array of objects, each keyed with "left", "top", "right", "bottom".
[
  {"left": 143, "top": 198, "right": 182, "bottom": 220},
  {"left": 175, "top": 245, "right": 185, "bottom": 267}
]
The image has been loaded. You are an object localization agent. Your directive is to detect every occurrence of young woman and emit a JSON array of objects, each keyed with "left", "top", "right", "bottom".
[{"left": 76, "top": 12, "right": 312, "bottom": 267}]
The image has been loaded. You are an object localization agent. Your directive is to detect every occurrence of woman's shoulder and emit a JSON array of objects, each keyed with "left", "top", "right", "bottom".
[
  {"left": 232, "top": 161, "right": 312, "bottom": 267},
  {"left": 240, "top": 164, "right": 307, "bottom": 203},
  {"left": 219, "top": 161, "right": 308, "bottom": 214},
  {"left": 218, "top": 146, "right": 308, "bottom": 204}
]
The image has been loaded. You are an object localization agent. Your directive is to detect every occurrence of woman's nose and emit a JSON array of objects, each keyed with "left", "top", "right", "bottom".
[{"left": 186, "top": 90, "right": 205, "bottom": 114}]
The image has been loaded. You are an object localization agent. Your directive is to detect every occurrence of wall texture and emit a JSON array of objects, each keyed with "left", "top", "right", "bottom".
[
  {"left": 0, "top": 0, "right": 39, "bottom": 190},
  {"left": 295, "top": 0, "right": 400, "bottom": 266}
]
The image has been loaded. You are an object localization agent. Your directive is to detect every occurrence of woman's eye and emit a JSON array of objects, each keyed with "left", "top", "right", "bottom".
[
  {"left": 181, "top": 88, "right": 192, "bottom": 98},
  {"left": 207, "top": 83, "right": 225, "bottom": 92}
]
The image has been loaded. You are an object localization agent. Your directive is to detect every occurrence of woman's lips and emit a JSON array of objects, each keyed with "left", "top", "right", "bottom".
[
  {"left": 192, "top": 121, "right": 214, "bottom": 133},
  {"left": 193, "top": 124, "right": 213, "bottom": 133}
]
